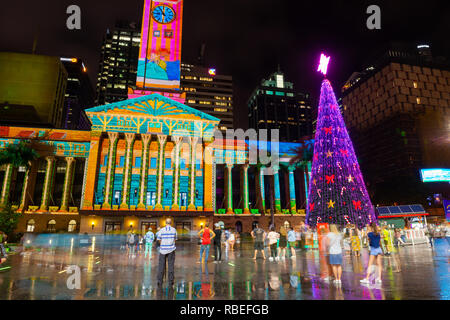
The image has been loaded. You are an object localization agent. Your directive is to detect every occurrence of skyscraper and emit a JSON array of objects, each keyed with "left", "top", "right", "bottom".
[
  {"left": 60, "top": 57, "right": 95, "bottom": 130},
  {"left": 248, "top": 70, "right": 312, "bottom": 141},
  {"left": 181, "top": 63, "right": 233, "bottom": 131},
  {"left": 95, "top": 21, "right": 141, "bottom": 105}
]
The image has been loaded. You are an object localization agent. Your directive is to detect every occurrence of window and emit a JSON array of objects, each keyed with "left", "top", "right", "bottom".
[
  {"left": 135, "top": 157, "right": 141, "bottom": 168},
  {"left": 119, "top": 156, "right": 125, "bottom": 167},
  {"left": 150, "top": 158, "right": 157, "bottom": 168},
  {"left": 416, "top": 97, "right": 421, "bottom": 104},
  {"left": 26, "top": 219, "right": 35, "bottom": 232},
  {"left": 180, "top": 158, "right": 186, "bottom": 169},
  {"left": 164, "top": 30, "right": 173, "bottom": 38},
  {"left": 165, "top": 158, "right": 172, "bottom": 169},
  {"left": 47, "top": 220, "right": 56, "bottom": 232},
  {"left": 68, "top": 220, "right": 77, "bottom": 232},
  {"left": 413, "top": 82, "right": 418, "bottom": 88}
]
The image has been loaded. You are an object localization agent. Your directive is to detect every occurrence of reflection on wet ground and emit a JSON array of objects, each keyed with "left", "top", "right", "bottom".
[{"left": 0, "top": 236, "right": 448, "bottom": 300}]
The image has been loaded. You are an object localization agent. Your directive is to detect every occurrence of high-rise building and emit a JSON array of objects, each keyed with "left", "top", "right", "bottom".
[
  {"left": 0, "top": 52, "right": 67, "bottom": 128},
  {"left": 60, "top": 57, "right": 95, "bottom": 130},
  {"left": 95, "top": 21, "right": 141, "bottom": 105},
  {"left": 247, "top": 70, "right": 313, "bottom": 141},
  {"left": 181, "top": 63, "right": 233, "bottom": 131},
  {"left": 341, "top": 42, "right": 450, "bottom": 206}
]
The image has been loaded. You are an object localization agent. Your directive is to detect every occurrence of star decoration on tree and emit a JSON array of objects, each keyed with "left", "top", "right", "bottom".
[
  {"left": 327, "top": 199, "right": 335, "bottom": 208},
  {"left": 348, "top": 174, "right": 354, "bottom": 183},
  {"left": 326, "top": 150, "right": 333, "bottom": 158}
]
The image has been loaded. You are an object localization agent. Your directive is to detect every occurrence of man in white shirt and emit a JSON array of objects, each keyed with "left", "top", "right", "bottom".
[{"left": 156, "top": 218, "right": 177, "bottom": 287}]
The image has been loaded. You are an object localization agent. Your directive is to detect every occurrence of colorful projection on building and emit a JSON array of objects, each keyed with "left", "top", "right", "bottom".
[
  {"left": 420, "top": 168, "right": 450, "bottom": 182},
  {"left": 137, "top": 0, "right": 183, "bottom": 90}
]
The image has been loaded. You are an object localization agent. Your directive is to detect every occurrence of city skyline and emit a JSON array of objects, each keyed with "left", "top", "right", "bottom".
[{"left": 1, "top": 0, "right": 449, "bottom": 129}]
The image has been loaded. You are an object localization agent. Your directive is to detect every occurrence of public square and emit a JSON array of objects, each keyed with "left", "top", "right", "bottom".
[{"left": 0, "top": 235, "right": 448, "bottom": 300}]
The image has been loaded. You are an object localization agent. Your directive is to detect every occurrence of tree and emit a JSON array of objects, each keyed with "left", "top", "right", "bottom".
[
  {"left": 0, "top": 203, "right": 21, "bottom": 237},
  {"left": 0, "top": 140, "right": 39, "bottom": 169},
  {"left": 306, "top": 79, "right": 376, "bottom": 228}
]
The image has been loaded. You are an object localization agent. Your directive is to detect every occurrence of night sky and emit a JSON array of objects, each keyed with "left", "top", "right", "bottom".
[{"left": 1, "top": 0, "right": 449, "bottom": 129}]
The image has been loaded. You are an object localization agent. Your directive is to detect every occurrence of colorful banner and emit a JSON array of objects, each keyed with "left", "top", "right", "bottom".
[{"left": 444, "top": 199, "right": 450, "bottom": 222}]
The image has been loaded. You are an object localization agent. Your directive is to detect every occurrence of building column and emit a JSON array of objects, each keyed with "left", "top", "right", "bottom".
[
  {"left": 120, "top": 133, "right": 136, "bottom": 210},
  {"left": 273, "top": 165, "right": 281, "bottom": 213},
  {"left": 102, "top": 131, "right": 119, "bottom": 210},
  {"left": 60, "top": 157, "right": 76, "bottom": 212},
  {"left": 171, "top": 136, "right": 183, "bottom": 211},
  {"left": 19, "top": 161, "right": 37, "bottom": 211},
  {"left": 39, "top": 156, "right": 56, "bottom": 211},
  {"left": 225, "top": 164, "right": 234, "bottom": 213},
  {"left": 188, "top": 137, "right": 198, "bottom": 211},
  {"left": 203, "top": 142, "right": 214, "bottom": 211},
  {"left": 241, "top": 164, "right": 250, "bottom": 213},
  {"left": 288, "top": 165, "right": 297, "bottom": 213},
  {"left": 82, "top": 131, "right": 102, "bottom": 210},
  {"left": 0, "top": 164, "right": 14, "bottom": 205},
  {"left": 155, "top": 134, "right": 167, "bottom": 210},
  {"left": 255, "top": 165, "right": 266, "bottom": 213},
  {"left": 137, "top": 134, "right": 152, "bottom": 209}
]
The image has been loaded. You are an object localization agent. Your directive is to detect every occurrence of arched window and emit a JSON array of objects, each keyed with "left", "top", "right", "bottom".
[
  {"left": 68, "top": 220, "right": 77, "bottom": 232},
  {"left": 47, "top": 219, "right": 56, "bottom": 232},
  {"left": 235, "top": 221, "right": 242, "bottom": 233},
  {"left": 26, "top": 219, "right": 35, "bottom": 232}
]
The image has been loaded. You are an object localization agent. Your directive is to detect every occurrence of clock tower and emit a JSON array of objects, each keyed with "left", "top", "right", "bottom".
[{"left": 129, "top": 0, "right": 185, "bottom": 103}]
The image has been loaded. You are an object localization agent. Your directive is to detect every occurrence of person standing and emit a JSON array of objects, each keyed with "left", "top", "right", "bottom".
[
  {"left": 350, "top": 227, "right": 361, "bottom": 257},
  {"left": 144, "top": 228, "right": 155, "bottom": 259},
  {"left": 251, "top": 223, "right": 266, "bottom": 260},
  {"left": 213, "top": 224, "right": 222, "bottom": 262},
  {"left": 381, "top": 226, "right": 392, "bottom": 255},
  {"left": 278, "top": 226, "right": 287, "bottom": 259},
  {"left": 267, "top": 226, "right": 280, "bottom": 262},
  {"left": 326, "top": 224, "right": 343, "bottom": 285},
  {"left": 156, "top": 218, "right": 178, "bottom": 287},
  {"left": 287, "top": 227, "right": 297, "bottom": 259},
  {"left": 198, "top": 223, "right": 216, "bottom": 265},
  {"left": 228, "top": 229, "right": 236, "bottom": 251},
  {"left": 128, "top": 230, "right": 137, "bottom": 257},
  {"left": 360, "top": 222, "right": 383, "bottom": 284}
]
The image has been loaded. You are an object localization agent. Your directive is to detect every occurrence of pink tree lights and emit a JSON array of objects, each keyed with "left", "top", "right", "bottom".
[{"left": 306, "top": 77, "right": 376, "bottom": 228}]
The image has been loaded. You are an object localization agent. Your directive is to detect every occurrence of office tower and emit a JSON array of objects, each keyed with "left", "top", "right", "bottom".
[
  {"left": 95, "top": 21, "right": 141, "bottom": 105},
  {"left": 247, "top": 69, "right": 313, "bottom": 141},
  {"left": 341, "top": 42, "right": 450, "bottom": 205},
  {"left": 60, "top": 57, "right": 95, "bottom": 130},
  {"left": 181, "top": 63, "right": 233, "bottom": 131},
  {"left": 0, "top": 52, "right": 67, "bottom": 128}
]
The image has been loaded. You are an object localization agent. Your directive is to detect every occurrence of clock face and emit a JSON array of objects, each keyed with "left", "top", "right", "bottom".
[{"left": 152, "top": 5, "right": 175, "bottom": 24}]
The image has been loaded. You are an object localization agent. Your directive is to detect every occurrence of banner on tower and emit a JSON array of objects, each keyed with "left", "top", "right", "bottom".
[{"left": 136, "top": 0, "right": 183, "bottom": 90}]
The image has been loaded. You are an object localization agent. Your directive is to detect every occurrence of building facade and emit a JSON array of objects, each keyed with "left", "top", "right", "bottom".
[
  {"left": 0, "top": 52, "right": 67, "bottom": 128},
  {"left": 341, "top": 43, "right": 450, "bottom": 206},
  {"left": 248, "top": 70, "right": 313, "bottom": 142},
  {"left": 181, "top": 63, "right": 234, "bottom": 131},
  {"left": 61, "top": 57, "right": 95, "bottom": 130}
]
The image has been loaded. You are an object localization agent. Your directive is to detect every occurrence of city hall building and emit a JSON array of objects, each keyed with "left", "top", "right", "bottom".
[{"left": 0, "top": 0, "right": 312, "bottom": 234}]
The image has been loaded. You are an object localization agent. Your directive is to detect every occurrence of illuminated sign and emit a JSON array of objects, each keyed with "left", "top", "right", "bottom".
[
  {"left": 136, "top": 0, "right": 183, "bottom": 91},
  {"left": 417, "top": 44, "right": 429, "bottom": 49},
  {"left": 208, "top": 68, "right": 216, "bottom": 76},
  {"left": 317, "top": 53, "right": 330, "bottom": 76},
  {"left": 443, "top": 199, "right": 450, "bottom": 222},
  {"left": 420, "top": 168, "right": 450, "bottom": 182}
]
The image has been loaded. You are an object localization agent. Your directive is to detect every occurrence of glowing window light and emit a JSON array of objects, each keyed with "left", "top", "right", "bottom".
[
  {"left": 208, "top": 68, "right": 216, "bottom": 76},
  {"left": 317, "top": 53, "right": 330, "bottom": 76}
]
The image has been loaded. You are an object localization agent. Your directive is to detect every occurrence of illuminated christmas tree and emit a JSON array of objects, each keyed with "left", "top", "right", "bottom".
[{"left": 306, "top": 64, "right": 376, "bottom": 228}]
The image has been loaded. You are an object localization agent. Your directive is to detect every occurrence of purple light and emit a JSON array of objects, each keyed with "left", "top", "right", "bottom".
[
  {"left": 317, "top": 53, "right": 330, "bottom": 76},
  {"left": 306, "top": 79, "right": 376, "bottom": 228}
]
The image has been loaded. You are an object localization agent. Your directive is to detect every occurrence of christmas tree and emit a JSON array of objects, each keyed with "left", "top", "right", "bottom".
[{"left": 306, "top": 79, "right": 376, "bottom": 228}]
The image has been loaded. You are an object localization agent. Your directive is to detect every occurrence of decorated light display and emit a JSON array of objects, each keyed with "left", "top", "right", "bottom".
[{"left": 307, "top": 58, "right": 376, "bottom": 228}]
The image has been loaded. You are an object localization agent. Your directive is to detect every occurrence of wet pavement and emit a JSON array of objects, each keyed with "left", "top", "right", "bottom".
[{"left": 0, "top": 236, "right": 448, "bottom": 300}]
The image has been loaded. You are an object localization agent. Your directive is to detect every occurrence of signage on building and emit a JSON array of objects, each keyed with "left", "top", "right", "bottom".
[
  {"left": 444, "top": 199, "right": 450, "bottom": 222},
  {"left": 420, "top": 168, "right": 450, "bottom": 182}
]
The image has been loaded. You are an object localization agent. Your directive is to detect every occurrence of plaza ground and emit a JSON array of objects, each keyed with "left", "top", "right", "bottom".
[{"left": 0, "top": 237, "right": 448, "bottom": 300}]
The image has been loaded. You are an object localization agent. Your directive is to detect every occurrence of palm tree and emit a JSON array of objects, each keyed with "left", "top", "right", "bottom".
[{"left": 0, "top": 140, "right": 39, "bottom": 169}]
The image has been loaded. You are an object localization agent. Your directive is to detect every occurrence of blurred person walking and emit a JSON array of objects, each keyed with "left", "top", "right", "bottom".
[
  {"left": 144, "top": 228, "right": 155, "bottom": 259},
  {"left": 326, "top": 224, "right": 343, "bottom": 285},
  {"left": 350, "top": 226, "right": 361, "bottom": 257},
  {"left": 267, "top": 226, "right": 280, "bottom": 262},
  {"left": 251, "top": 223, "right": 266, "bottom": 260},
  {"left": 128, "top": 230, "right": 137, "bottom": 257},
  {"left": 287, "top": 227, "right": 297, "bottom": 259},
  {"left": 278, "top": 226, "right": 288, "bottom": 260},
  {"left": 360, "top": 222, "right": 383, "bottom": 284},
  {"left": 228, "top": 229, "right": 236, "bottom": 251},
  {"left": 156, "top": 218, "right": 178, "bottom": 287}
]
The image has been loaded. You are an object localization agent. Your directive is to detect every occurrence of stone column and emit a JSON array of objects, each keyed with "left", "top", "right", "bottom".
[
  {"left": 0, "top": 164, "right": 13, "bottom": 205},
  {"left": 155, "top": 134, "right": 167, "bottom": 210},
  {"left": 225, "top": 164, "right": 234, "bottom": 213},
  {"left": 19, "top": 161, "right": 37, "bottom": 211},
  {"left": 255, "top": 165, "right": 266, "bottom": 213},
  {"left": 171, "top": 136, "right": 183, "bottom": 211},
  {"left": 241, "top": 164, "right": 250, "bottom": 213},
  {"left": 102, "top": 131, "right": 119, "bottom": 209},
  {"left": 273, "top": 165, "right": 281, "bottom": 213},
  {"left": 288, "top": 165, "right": 297, "bottom": 213},
  {"left": 39, "top": 156, "right": 56, "bottom": 211},
  {"left": 120, "top": 133, "right": 136, "bottom": 210},
  {"left": 137, "top": 134, "right": 152, "bottom": 209},
  {"left": 188, "top": 136, "right": 198, "bottom": 211},
  {"left": 60, "top": 157, "right": 76, "bottom": 212},
  {"left": 82, "top": 131, "right": 102, "bottom": 210}
]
